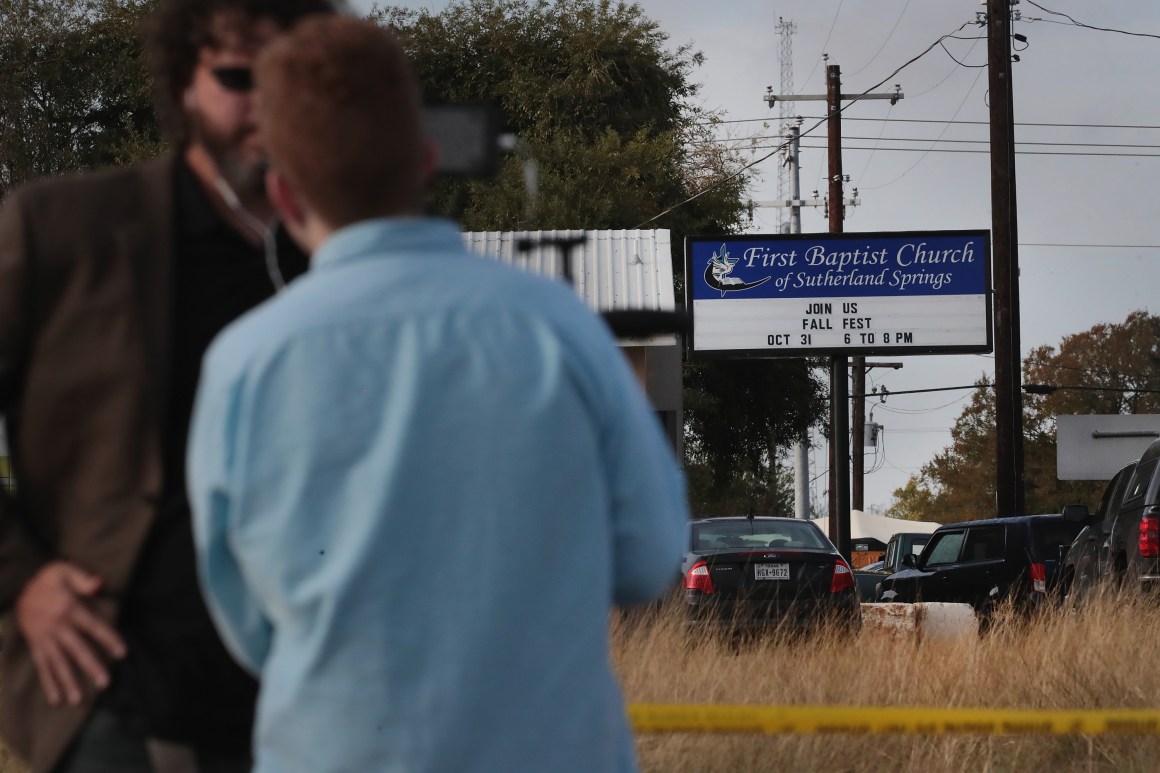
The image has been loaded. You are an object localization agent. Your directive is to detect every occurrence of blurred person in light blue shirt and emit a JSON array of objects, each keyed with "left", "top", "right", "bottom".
[{"left": 186, "top": 16, "right": 688, "bottom": 773}]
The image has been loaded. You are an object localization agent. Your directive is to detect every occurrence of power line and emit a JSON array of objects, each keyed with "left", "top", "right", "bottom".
[
  {"left": 801, "top": 0, "right": 845, "bottom": 90},
  {"left": 774, "top": 143, "right": 1160, "bottom": 158},
  {"left": 877, "top": 394, "right": 973, "bottom": 414},
  {"left": 848, "top": 0, "right": 911, "bottom": 77},
  {"left": 881, "top": 457, "right": 923, "bottom": 475},
  {"left": 909, "top": 35, "right": 984, "bottom": 98},
  {"left": 707, "top": 134, "right": 1160, "bottom": 150},
  {"left": 1022, "top": 242, "right": 1160, "bottom": 249},
  {"left": 702, "top": 116, "right": 1160, "bottom": 131},
  {"left": 856, "top": 102, "right": 894, "bottom": 183},
  {"left": 633, "top": 18, "right": 978, "bottom": 229},
  {"left": 1034, "top": 362, "right": 1156, "bottom": 381},
  {"left": 886, "top": 428, "right": 958, "bottom": 434},
  {"left": 863, "top": 137, "right": 1160, "bottom": 149},
  {"left": 852, "top": 384, "right": 989, "bottom": 399},
  {"left": 939, "top": 38, "right": 987, "bottom": 68},
  {"left": 845, "top": 27, "right": 984, "bottom": 191},
  {"left": 1024, "top": 1, "right": 1160, "bottom": 41}
]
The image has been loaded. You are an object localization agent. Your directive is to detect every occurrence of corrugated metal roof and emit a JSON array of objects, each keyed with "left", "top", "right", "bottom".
[{"left": 462, "top": 229, "right": 675, "bottom": 315}]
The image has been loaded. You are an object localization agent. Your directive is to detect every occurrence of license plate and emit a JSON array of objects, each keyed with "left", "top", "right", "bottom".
[{"left": 755, "top": 563, "right": 790, "bottom": 581}]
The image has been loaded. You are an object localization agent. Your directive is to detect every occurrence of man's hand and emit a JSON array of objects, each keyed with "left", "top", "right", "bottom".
[{"left": 15, "top": 562, "right": 127, "bottom": 706}]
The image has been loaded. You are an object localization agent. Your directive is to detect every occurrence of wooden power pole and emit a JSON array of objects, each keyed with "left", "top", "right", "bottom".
[
  {"left": 988, "top": 0, "right": 1025, "bottom": 516},
  {"left": 826, "top": 64, "right": 852, "bottom": 559}
]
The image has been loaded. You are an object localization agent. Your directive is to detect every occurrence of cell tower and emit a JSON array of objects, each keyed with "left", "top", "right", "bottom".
[{"left": 776, "top": 17, "right": 796, "bottom": 233}]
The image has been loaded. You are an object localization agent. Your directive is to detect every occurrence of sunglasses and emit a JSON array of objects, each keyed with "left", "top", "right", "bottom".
[{"left": 211, "top": 66, "right": 254, "bottom": 93}]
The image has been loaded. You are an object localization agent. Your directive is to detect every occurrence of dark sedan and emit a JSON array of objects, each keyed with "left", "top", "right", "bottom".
[{"left": 681, "top": 516, "right": 861, "bottom": 633}]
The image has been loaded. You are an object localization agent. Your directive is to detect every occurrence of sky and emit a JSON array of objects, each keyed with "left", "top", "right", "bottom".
[{"left": 354, "top": 0, "right": 1160, "bottom": 515}]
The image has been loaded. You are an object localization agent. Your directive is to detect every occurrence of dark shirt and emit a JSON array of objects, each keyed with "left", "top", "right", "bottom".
[{"left": 106, "top": 159, "right": 308, "bottom": 749}]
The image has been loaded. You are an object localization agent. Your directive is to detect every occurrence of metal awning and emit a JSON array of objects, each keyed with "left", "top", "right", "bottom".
[{"left": 462, "top": 229, "right": 677, "bottom": 345}]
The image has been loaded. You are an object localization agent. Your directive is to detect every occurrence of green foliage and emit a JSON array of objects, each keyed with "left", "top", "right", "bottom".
[
  {"left": 684, "top": 357, "right": 827, "bottom": 509},
  {"left": 683, "top": 459, "right": 795, "bottom": 519},
  {"left": 1023, "top": 310, "right": 1160, "bottom": 416},
  {"left": 888, "top": 311, "right": 1160, "bottom": 522},
  {"left": 0, "top": 0, "right": 164, "bottom": 197},
  {"left": 379, "top": 0, "right": 747, "bottom": 234},
  {"left": 886, "top": 478, "right": 937, "bottom": 522},
  {"left": 886, "top": 377, "right": 998, "bottom": 523}
]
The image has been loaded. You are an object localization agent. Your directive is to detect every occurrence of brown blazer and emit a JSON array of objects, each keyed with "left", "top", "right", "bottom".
[{"left": 0, "top": 154, "right": 178, "bottom": 772}]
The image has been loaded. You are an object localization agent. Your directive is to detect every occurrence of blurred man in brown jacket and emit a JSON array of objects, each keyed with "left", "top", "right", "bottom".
[{"left": 0, "top": 1, "right": 336, "bottom": 770}]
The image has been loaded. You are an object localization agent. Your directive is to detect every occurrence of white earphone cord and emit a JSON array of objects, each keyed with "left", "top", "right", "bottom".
[{"left": 214, "top": 176, "right": 286, "bottom": 293}]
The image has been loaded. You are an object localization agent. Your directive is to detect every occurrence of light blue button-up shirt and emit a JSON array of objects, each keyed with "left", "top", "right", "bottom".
[{"left": 187, "top": 218, "right": 688, "bottom": 773}]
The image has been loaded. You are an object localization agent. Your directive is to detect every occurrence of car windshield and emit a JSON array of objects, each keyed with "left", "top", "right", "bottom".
[{"left": 692, "top": 520, "right": 829, "bottom": 551}]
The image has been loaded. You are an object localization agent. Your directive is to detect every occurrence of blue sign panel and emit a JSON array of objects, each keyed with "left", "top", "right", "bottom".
[{"left": 686, "top": 230, "right": 991, "bottom": 357}]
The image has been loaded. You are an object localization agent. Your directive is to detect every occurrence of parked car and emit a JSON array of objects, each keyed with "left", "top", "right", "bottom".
[
  {"left": 882, "top": 532, "right": 933, "bottom": 575},
  {"left": 681, "top": 516, "right": 861, "bottom": 632},
  {"left": 1060, "top": 438, "right": 1160, "bottom": 602},
  {"left": 854, "top": 560, "right": 886, "bottom": 601},
  {"left": 877, "top": 514, "right": 1085, "bottom": 624},
  {"left": 859, "top": 531, "right": 934, "bottom": 602}
]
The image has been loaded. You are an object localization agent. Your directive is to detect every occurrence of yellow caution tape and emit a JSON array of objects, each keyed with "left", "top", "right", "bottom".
[{"left": 629, "top": 704, "right": 1160, "bottom": 735}]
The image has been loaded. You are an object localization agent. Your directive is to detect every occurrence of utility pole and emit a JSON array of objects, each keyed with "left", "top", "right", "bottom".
[
  {"left": 850, "top": 360, "right": 902, "bottom": 511},
  {"left": 987, "top": 0, "right": 1024, "bottom": 516},
  {"left": 826, "top": 64, "right": 851, "bottom": 559},
  {"left": 851, "top": 356, "right": 866, "bottom": 511},
  {"left": 764, "top": 67, "right": 902, "bottom": 558},
  {"left": 851, "top": 361, "right": 903, "bottom": 511},
  {"left": 788, "top": 122, "right": 810, "bottom": 519},
  {"left": 784, "top": 123, "right": 813, "bottom": 520}
]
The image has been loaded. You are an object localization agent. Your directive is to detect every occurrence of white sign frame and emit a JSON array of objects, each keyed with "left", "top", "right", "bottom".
[{"left": 685, "top": 230, "right": 992, "bottom": 358}]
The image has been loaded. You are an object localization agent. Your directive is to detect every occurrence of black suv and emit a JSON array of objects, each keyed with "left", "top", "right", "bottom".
[
  {"left": 877, "top": 514, "right": 1085, "bottom": 621},
  {"left": 1060, "top": 436, "right": 1160, "bottom": 601}
]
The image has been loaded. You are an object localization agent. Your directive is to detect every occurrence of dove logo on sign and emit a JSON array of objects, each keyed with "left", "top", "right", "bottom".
[{"left": 703, "top": 243, "right": 771, "bottom": 297}]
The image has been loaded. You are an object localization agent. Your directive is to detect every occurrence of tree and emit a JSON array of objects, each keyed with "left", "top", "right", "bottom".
[
  {"left": 381, "top": 0, "right": 828, "bottom": 506},
  {"left": 888, "top": 311, "right": 1160, "bottom": 522},
  {"left": 886, "top": 478, "right": 937, "bottom": 522},
  {"left": 378, "top": 0, "right": 747, "bottom": 235},
  {"left": 682, "top": 458, "right": 796, "bottom": 519},
  {"left": 887, "top": 376, "right": 1000, "bottom": 523},
  {"left": 0, "top": 0, "right": 162, "bottom": 198},
  {"left": 683, "top": 357, "right": 827, "bottom": 517}
]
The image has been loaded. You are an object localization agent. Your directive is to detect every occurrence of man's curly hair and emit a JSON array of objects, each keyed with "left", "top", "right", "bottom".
[{"left": 146, "top": 0, "right": 340, "bottom": 145}]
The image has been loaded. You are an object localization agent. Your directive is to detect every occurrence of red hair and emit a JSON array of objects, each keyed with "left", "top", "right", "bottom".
[{"left": 256, "top": 17, "right": 425, "bottom": 226}]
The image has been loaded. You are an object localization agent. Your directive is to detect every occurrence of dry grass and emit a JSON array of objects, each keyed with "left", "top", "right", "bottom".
[
  {"left": 613, "top": 591, "right": 1160, "bottom": 773},
  {"left": 4, "top": 592, "right": 1159, "bottom": 772}
]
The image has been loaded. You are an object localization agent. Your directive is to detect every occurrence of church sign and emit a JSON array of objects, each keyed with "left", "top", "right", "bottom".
[{"left": 685, "top": 230, "right": 992, "bottom": 357}]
